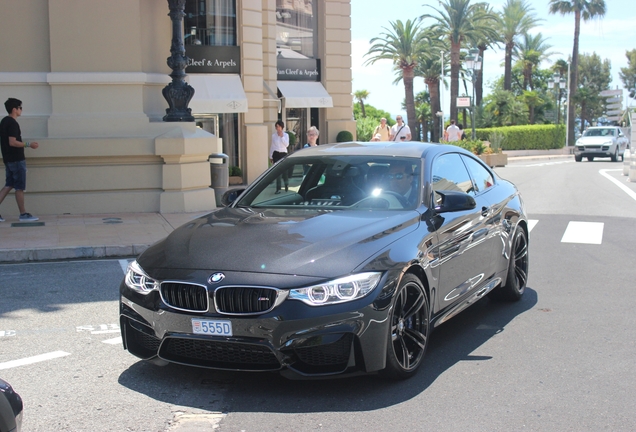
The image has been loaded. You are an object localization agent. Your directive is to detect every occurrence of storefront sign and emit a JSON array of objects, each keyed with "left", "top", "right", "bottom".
[
  {"left": 185, "top": 46, "right": 241, "bottom": 74},
  {"left": 277, "top": 58, "right": 320, "bottom": 81}
]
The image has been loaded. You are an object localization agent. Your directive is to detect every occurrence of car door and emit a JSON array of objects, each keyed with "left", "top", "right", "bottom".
[{"left": 430, "top": 153, "right": 498, "bottom": 313}]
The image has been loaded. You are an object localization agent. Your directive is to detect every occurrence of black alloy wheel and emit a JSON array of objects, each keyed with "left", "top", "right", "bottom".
[
  {"left": 382, "top": 274, "right": 429, "bottom": 379},
  {"left": 490, "top": 227, "right": 528, "bottom": 301}
]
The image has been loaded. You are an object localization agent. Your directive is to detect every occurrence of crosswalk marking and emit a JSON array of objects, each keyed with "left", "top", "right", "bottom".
[
  {"left": 0, "top": 351, "right": 71, "bottom": 370},
  {"left": 561, "top": 221, "right": 604, "bottom": 244},
  {"left": 103, "top": 336, "right": 122, "bottom": 345}
]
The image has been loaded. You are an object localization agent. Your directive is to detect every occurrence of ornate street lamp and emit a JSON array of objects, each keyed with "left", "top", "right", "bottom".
[
  {"left": 464, "top": 48, "right": 482, "bottom": 140},
  {"left": 162, "top": 0, "right": 195, "bottom": 122},
  {"left": 548, "top": 72, "right": 567, "bottom": 124}
]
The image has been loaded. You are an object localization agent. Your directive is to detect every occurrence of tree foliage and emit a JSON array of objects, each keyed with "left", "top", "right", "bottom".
[
  {"left": 575, "top": 52, "right": 611, "bottom": 132},
  {"left": 619, "top": 49, "right": 636, "bottom": 98},
  {"left": 422, "top": 0, "right": 499, "bottom": 121},
  {"left": 549, "top": 0, "right": 607, "bottom": 144}
]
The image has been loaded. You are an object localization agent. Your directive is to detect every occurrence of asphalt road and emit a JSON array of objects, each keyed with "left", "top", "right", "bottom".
[{"left": 1, "top": 156, "right": 635, "bottom": 431}]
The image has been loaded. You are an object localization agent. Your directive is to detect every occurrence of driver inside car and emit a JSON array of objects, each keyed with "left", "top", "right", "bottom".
[{"left": 383, "top": 161, "right": 417, "bottom": 206}]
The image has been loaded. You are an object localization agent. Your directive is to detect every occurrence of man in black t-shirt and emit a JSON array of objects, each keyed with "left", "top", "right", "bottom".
[{"left": 0, "top": 98, "right": 40, "bottom": 222}]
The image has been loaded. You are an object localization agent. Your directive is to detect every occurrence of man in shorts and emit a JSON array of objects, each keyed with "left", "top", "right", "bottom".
[{"left": 0, "top": 98, "right": 40, "bottom": 222}]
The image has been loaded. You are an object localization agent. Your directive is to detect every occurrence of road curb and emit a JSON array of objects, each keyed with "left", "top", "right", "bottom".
[{"left": 0, "top": 244, "right": 150, "bottom": 263}]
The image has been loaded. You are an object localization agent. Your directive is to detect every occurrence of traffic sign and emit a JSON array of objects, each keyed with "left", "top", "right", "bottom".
[
  {"left": 606, "top": 110, "right": 622, "bottom": 116},
  {"left": 606, "top": 103, "right": 622, "bottom": 110},
  {"left": 606, "top": 97, "right": 622, "bottom": 103},
  {"left": 600, "top": 89, "right": 622, "bottom": 97}
]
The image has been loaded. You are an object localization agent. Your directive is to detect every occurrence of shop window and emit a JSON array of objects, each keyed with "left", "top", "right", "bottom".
[
  {"left": 185, "top": 0, "right": 236, "bottom": 46},
  {"left": 276, "top": 0, "right": 316, "bottom": 59}
]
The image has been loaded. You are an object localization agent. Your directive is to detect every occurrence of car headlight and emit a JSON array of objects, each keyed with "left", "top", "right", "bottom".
[
  {"left": 124, "top": 260, "right": 159, "bottom": 295},
  {"left": 289, "top": 272, "right": 382, "bottom": 306}
]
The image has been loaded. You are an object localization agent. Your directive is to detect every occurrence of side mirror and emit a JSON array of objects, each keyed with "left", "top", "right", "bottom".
[
  {"left": 434, "top": 190, "right": 476, "bottom": 213},
  {"left": 221, "top": 188, "right": 245, "bottom": 206}
]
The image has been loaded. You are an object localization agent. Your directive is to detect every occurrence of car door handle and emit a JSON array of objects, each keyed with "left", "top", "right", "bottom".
[{"left": 481, "top": 206, "right": 490, "bottom": 217}]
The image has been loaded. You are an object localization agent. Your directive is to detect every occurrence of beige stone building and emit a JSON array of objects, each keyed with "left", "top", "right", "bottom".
[{"left": 0, "top": 0, "right": 355, "bottom": 217}]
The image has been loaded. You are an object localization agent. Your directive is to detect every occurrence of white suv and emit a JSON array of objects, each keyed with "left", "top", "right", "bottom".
[{"left": 574, "top": 126, "right": 629, "bottom": 162}]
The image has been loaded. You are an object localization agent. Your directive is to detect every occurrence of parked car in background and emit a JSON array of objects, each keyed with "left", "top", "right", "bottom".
[
  {"left": 0, "top": 378, "right": 22, "bottom": 432},
  {"left": 120, "top": 141, "right": 529, "bottom": 379},
  {"left": 574, "top": 126, "right": 629, "bottom": 162}
]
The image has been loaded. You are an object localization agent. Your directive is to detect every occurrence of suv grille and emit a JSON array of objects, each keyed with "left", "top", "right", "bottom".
[
  {"left": 160, "top": 282, "right": 208, "bottom": 312},
  {"left": 215, "top": 286, "right": 278, "bottom": 315}
]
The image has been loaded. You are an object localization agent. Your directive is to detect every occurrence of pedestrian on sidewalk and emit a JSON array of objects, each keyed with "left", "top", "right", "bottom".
[
  {"left": 0, "top": 98, "right": 39, "bottom": 222},
  {"left": 269, "top": 120, "right": 289, "bottom": 194}
]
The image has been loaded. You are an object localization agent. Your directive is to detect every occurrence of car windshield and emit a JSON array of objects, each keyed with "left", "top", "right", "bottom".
[
  {"left": 583, "top": 128, "right": 615, "bottom": 137},
  {"left": 236, "top": 155, "right": 422, "bottom": 210}
]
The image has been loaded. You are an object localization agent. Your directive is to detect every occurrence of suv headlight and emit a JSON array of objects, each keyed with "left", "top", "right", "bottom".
[
  {"left": 124, "top": 260, "right": 159, "bottom": 295},
  {"left": 289, "top": 272, "right": 382, "bottom": 306}
]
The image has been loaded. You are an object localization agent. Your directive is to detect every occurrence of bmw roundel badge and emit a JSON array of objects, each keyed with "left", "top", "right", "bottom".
[{"left": 208, "top": 272, "right": 225, "bottom": 284}]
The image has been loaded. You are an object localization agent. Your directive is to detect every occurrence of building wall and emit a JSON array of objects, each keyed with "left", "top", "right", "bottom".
[{"left": 0, "top": 0, "right": 353, "bottom": 216}]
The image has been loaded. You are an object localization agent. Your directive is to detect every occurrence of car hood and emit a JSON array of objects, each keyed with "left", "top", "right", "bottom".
[
  {"left": 138, "top": 207, "right": 420, "bottom": 278},
  {"left": 577, "top": 136, "right": 614, "bottom": 145}
]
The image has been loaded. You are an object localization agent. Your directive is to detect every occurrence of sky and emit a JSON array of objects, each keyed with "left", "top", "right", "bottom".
[{"left": 351, "top": 0, "right": 636, "bottom": 122}]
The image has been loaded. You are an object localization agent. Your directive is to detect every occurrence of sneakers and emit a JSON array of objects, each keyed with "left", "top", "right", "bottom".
[
  {"left": 0, "top": 214, "right": 4, "bottom": 222},
  {"left": 19, "top": 213, "right": 39, "bottom": 222}
]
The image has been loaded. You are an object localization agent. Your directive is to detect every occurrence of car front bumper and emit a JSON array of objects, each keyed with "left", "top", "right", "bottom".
[
  {"left": 119, "top": 273, "right": 396, "bottom": 377},
  {"left": 574, "top": 144, "right": 617, "bottom": 157}
]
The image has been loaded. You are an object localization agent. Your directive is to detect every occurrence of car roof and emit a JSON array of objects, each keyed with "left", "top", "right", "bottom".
[{"left": 287, "top": 141, "right": 468, "bottom": 159}]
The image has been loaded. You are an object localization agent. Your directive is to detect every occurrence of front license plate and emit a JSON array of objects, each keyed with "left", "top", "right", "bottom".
[{"left": 192, "top": 319, "right": 232, "bottom": 336}]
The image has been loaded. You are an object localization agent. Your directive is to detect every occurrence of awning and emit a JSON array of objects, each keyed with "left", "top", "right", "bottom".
[
  {"left": 277, "top": 81, "right": 333, "bottom": 108},
  {"left": 186, "top": 74, "right": 248, "bottom": 114}
]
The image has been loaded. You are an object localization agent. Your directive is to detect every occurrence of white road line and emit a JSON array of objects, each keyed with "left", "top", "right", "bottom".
[
  {"left": 0, "top": 351, "right": 71, "bottom": 370},
  {"left": 119, "top": 259, "right": 130, "bottom": 274},
  {"left": 561, "top": 221, "right": 604, "bottom": 244},
  {"left": 0, "top": 330, "right": 16, "bottom": 337},
  {"left": 103, "top": 336, "right": 122, "bottom": 345},
  {"left": 599, "top": 169, "right": 636, "bottom": 202},
  {"left": 528, "top": 219, "right": 538, "bottom": 232}
]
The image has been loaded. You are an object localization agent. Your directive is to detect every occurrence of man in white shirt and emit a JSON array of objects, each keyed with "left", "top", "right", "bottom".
[
  {"left": 390, "top": 116, "right": 411, "bottom": 142},
  {"left": 445, "top": 119, "right": 461, "bottom": 142},
  {"left": 269, "top": 120, "right": 289, "bottom": 193}
]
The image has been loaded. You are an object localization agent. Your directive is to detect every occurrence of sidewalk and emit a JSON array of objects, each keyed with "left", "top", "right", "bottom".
[
  {"left": 0, "top": 212, "right": 207, "bottom": 263},
  {"left": 0, "top": 149, "right": 573, "bottom": 264}
]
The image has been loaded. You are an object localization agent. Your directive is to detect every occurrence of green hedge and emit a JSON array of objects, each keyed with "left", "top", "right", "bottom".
[{"left": 474, "top": 124, "right": 566, "bottom": 150}]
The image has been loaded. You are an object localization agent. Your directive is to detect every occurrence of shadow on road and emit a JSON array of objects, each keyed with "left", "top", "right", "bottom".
[{"left": 118, "top": 288, "right": 537, "bottom": 412}]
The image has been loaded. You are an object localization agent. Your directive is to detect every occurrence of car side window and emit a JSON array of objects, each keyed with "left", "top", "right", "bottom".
[
  {"left": 461, "top": 155, "right": 494, "bottom": 193},
  {"left": 431, "top": 153, "right": 475, "bottom": 206}
]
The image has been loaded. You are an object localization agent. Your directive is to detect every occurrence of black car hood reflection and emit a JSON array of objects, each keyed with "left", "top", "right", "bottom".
[{"left": 139, "top": 207, "right": 420, "bottom": 277}]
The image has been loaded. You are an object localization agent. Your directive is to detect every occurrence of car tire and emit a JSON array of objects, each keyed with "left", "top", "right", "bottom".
[
  {"left": 611, "top": 148, "right": 618, "bottom": 162},
  {"left": 587, "top": 156, "right": 594, "bottom": 162},
  {"left": 489, "top": 227, "right": 528, "bottom": 302},
  {"left": 381, "top": 274, "right": 429, "bottom": 380},
  {"left": 574, "top": 155, "right": 582, "bottom": 162}
]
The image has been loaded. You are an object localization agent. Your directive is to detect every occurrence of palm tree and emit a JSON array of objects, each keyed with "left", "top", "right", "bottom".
[
  {"left": 500, "top": 0, "right": 541, "bottom": 91},
  {"left": 549, "top": 0, "right": 606, "bottom": 145},
  {"left": 422, "top": 0, "right": 499, "bottom": 122},
  {"left": 354, "top": 90, "right": 370, "bottom": 118},
  {"left": 414, "top": 48, "right": 448, "bottom": 142},
  {"left": 513, "top": 32, "right": 555, "bottom": 90},
  {"left": 473, "top": 3, "right": 502, "bottom": 106},
  {"left": 365, "top": 19, "right": 426, "bottom": 135},
  {"left": 416, "top": 103, "right": 432, "bottom": 142}
]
